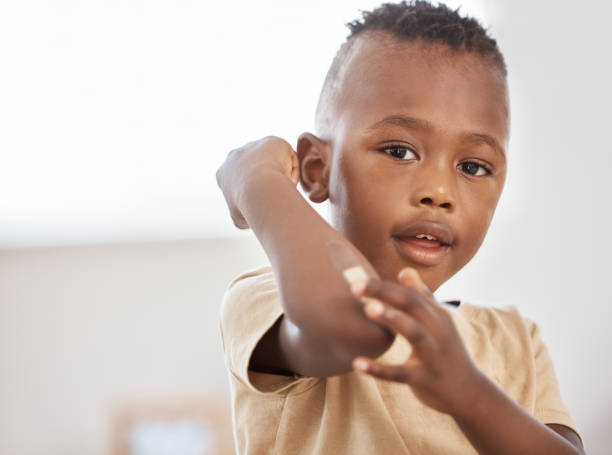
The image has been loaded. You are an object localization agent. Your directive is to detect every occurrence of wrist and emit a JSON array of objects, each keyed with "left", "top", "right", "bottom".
[
  {"left": 452, "top": 367, "right": 496, "bottom": 422},
  {"left": 237, "top": 166, "right": 296, "bottom": 216}
]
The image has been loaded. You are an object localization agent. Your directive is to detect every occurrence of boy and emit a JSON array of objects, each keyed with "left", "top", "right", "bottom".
[{"left": 216, "top": 1, "right": 584, "bottom": 453}]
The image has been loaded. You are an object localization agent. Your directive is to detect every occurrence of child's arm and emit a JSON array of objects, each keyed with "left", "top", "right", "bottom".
[
  {"left": 216, "top": 136, "right": 395, "bottom": 377},
  {"left": 350, "top": 272, "right": 585, "bottom": 454}
]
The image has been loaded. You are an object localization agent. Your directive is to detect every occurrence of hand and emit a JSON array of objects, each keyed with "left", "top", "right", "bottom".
[
  {"left": 350, "top": 267, "right": 486, "bottom": 417},
  {"left": 216, "top": 136, "right": 300, "bottom": 229}
]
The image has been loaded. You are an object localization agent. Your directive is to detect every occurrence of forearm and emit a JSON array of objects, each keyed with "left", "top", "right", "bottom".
[
  {"left": 239, "top": 167, "right": 394, "bottom": 374},
  {"left": 454, "top": 372, "right": 583, "bottom": 455}
]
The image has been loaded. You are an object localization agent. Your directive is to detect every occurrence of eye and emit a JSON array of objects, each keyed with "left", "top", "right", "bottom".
[
  {"left": 379, "top": 144, "right": 418, "bottom": 160},
  {"left": 459, "top": 161, "right": 492, "bottom": 177}
]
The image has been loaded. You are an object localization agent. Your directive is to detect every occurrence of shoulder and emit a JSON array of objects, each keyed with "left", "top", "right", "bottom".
[
  {"left": 221, "top": 263, "right": 277, "bottom": 310},
  {"left": 225, "top": 264, "right": 275, "bottom": 293},
  {"left": 454, "top": 301, "right": 538, "bottom": 357},
  {"left": 221, "top": 265, "right": 275, "bottom": 309},
  {"left": 219, "top": 265, "right": 289, "bottom": 386},
  {"left": 457, "top": 301, "right": 531, "bottom": 333},
  {"left": 219, "top": 264, "right": 280, "bottom": 337}
]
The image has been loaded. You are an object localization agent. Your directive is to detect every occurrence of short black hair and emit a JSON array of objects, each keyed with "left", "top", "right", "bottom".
[
  {"left": 346, "top": 1, "right": 505, "bottom": 73},
  {"left": 315, "top": 0, "right": 506, "bottom": 137}
]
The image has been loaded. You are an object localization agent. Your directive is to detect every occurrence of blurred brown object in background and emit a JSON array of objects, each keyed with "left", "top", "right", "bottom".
[{"left": 111, "top": 395, "right": 234, "bottom": 455}]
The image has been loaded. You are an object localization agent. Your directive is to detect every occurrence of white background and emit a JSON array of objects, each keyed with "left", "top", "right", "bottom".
[{"left": 1, "top": 1, "right": 611, "bottom": 454}]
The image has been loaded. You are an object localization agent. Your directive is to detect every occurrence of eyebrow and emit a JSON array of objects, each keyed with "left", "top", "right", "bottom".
[
  {"left": 365, "top": 115, "right": 432, "bottom": 133},
  {"left": 461, "top": 132, "right": 506, "bottom": 158},
  {"left": 364, "top": 114, "right": 506, "bottom": 158}
]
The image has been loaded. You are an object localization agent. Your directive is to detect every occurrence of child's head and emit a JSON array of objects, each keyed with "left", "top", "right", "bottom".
[{"left": 297, "top": 0, "right": 509, "bottom": 291}]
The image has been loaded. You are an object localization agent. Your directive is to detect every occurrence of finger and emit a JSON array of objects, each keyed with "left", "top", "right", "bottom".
[
  {"left": 363, "top": 299, "right": 432, "bottom": 352},
  {"left": 352, "top": 277, "right": 438, "bottom": 326},
  {"left": 353, "top": 356, "right": 418, "bottom": 384},
  {"left": 398, "top": 267, "right": 450, "bottom": 315},
  {"left": 290, "top": 151, "right": 300, "bottom": 185},
  {"left": 398, "top": 267, "right": 431, "bottom": 296}
]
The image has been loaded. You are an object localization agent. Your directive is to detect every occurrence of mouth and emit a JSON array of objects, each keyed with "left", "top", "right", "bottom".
[{"left": 391, "top": 219, "right": 453, "bottom": 266}]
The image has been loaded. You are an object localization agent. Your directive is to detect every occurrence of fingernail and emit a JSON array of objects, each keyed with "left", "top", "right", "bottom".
[
  {"left": 359, "top": 296, "right": 378, "bottom": 306},
  {"left": 365, "top": 300, "right": 384, "bottom": 316},
  {"left": 399, "top": 267, "right": 429, "bottom": 293},
  {"left": 398, "top": 267, "right": 418, "bottom": 282},
  {"left": 350, "top": 278, "right": 367, "bottom": 294},
  {"left": 353, "top": 358, "right": 368, "bottom": 371}
]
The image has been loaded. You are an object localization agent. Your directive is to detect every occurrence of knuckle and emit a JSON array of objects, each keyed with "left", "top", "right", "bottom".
[
  {"left": 363, "top": 277, "right": 379, "bottom": 293},
  {"left": 394, "top": 368, "right": 410, "bottom": 382},
  {"left": 397, "top": 288, "right": 422, "bottom": 311},
  {"left": 263, "top": 135, "right": 285, "bottom": 146},
  {"left": 410, "top": 327, "right": 426, "bottom": 344}
]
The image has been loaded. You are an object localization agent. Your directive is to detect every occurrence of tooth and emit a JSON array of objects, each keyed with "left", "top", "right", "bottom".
[{"left": 415, "top": 233, "right": 438, "bottom": 241}]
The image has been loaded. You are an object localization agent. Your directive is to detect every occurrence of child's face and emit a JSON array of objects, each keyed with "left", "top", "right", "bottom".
[{"left": 319, "top": 36, "right": 509, "bottom": 291}]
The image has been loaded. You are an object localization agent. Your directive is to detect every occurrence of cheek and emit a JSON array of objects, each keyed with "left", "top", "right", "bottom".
[
  {"left": 456, "top": 186, "right": 500, "bottom": 257},
  {"left": 338, "top": 159, "right": 390, "bottom": 217},
  {"left": 329, "top": 156, "right": 390, "bottom": 237}
]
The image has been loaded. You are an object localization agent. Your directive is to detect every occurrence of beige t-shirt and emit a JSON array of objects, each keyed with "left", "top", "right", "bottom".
[{"left": 219, "top": 266, "right": 580, "bottom": 454}]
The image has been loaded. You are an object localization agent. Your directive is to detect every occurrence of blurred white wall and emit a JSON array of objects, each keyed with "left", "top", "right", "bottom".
[
  {"left": 0, "top": 237, "right": 269, "bottom": 455},
  {"left": 1, "top": 0, "right": 611, "bottom": 454}
]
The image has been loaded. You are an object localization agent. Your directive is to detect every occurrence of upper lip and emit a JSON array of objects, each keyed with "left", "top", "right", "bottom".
[{"left": 392, "top": 219, "right": 454, "bottom": 246}]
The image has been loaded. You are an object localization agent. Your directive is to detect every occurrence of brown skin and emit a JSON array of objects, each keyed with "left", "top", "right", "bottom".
[
  {"left": 216, "top": 34, "right": 584, "bottom": 453},
  {"left": 317, "top": 37, "right": 509, "bottom": 290}
]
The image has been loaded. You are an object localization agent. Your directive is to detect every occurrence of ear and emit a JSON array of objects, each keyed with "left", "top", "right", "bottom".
[{"left": 296, "top": 132, "right": 330, "bottom": 203}]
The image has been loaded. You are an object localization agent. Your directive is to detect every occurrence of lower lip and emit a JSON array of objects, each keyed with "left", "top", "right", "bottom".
[{"left": 392, "top": 237, "right": 451, "bottom": 266}]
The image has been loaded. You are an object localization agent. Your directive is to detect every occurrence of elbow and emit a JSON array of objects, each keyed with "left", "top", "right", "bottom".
[
  {"left": 332, "top": 300, "right": 396, "bottom": 365},
  {"left": 287, "top": 294, "right": 396, "bottom": 377}
]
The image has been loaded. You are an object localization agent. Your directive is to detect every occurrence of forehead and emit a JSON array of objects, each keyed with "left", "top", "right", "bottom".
[{"left": 333, "top": 34, "right": 509, "bottom": 148}]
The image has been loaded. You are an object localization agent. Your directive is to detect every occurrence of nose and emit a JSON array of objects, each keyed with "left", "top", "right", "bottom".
[
  {"left": 411, "top": 169, "right": 456, "bottom": 212},
  {"left": 418, "top": 194, "right": 453, "bottom": 211}
]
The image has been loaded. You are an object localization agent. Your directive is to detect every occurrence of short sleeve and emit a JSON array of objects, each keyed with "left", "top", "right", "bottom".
[
  {"left": 219, "top": 265, "right": 320, "bottom": 395},
  {"left": 525, "top": 317, "right": 583, "bottom": 443}
]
